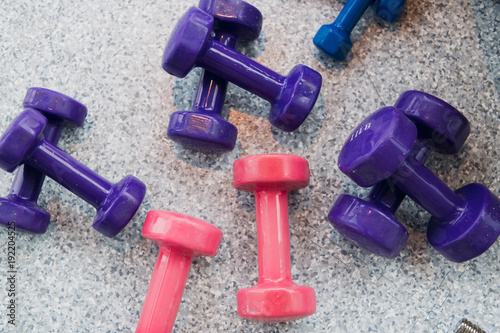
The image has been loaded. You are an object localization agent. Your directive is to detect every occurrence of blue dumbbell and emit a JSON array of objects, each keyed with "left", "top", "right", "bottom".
[{"left": 314, "top": 0, "right": 405, "bottom": 60}]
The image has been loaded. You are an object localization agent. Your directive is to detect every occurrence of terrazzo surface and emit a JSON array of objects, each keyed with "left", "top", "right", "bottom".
[{"left": 0, "top": 0, "right": 498, "bottom": 332}]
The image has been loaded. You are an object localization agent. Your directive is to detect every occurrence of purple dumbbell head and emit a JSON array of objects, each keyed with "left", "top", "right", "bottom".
[
  {"left": 395, "top": 90, "right": 470, "bottom": 154},
  {"left": 162, "top": 8, "right": 213, "bottom": 79},
  {"left": 269, "top": 64, "right": 322, "bottom": 132},
  {"left": 338, "top": 106, "right": 417, "bottom": 187},
  {"left": 0, "top": 88, "right": 88, "bottom": 234},
  {"left": 92, "top": 174, "right": 146, "bottom": 237},
  {"left": 314, "top": 0, "right": 405, "bottom": 60},
  {"left": 198, "top": 0, "right": 262, "bottom": 42},
  {"left": 0, "top": 109, "right": 47, "bottom": 173},
  {"left": 0, "top": 109, "right": 146, "bottom": 238},
  {"left": 329, "top": 193, "right": 409, "bottom": 258},
  {"left": 427, "top": 183, "right": 500, "bottom": 262},
  {"left": 168, "top": 111, "right": 238, "bottom": 152},
  {"left": 23, "top": 87, "right": 87, "bottom": 127},
  {"left": 163, "top": 7, "right": 322, "bottom": 132}
]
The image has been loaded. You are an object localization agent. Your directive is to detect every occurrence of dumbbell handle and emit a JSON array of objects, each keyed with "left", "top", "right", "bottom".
[
  {"left": 368, "top": 140, "right": 432, "bottom": 213},
  {"left": 254, "top": 190, "right": 292, "bottom": 283},
  {"left": 333, "top": 0, "right": 373, "bottom": 32},
  {"left": 200, "top": 38, "right": 284, "bottom": 103},
  {"left": 136, "top": 248, "right": 193, "bottom": 333},
  {"left": 192, "top": 31, "right": 238, "bottom": 116},
  {"left": 8, "top": 122, "right": 63, "bottom": 202},
  {"left": 26, "top": 139, "right": 112, "bottom": 208},
  {"left": 392, "top": 156, "right": 467, "bottom": 220}
]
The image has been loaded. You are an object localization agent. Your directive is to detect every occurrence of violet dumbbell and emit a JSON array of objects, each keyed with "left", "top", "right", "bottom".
[
  {"left": 167, "top": 0, "right": 262, "bottom": 153},
  {"left": 0, "top": 109, "right": 146, "bottom": 237},
  {"left": 314, "top": 0, "right": 405, "bottom": 60},
  {"left": 328, "top": 91, "right": 470, "bottom": 258},
  {"left": 0, "top": 88, "right": 87, "bottom": 234},
  {"left": 338, "top": 106, "right": 500, "bottom": 262},
  {"left": 163, "top": 7, "right": 322, "bottom": 132}
]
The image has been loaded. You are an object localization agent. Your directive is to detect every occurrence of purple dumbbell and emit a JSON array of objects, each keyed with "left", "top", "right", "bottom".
[
  {"left": 167, "top": 0, "right": 263, "bottom": 152},
  {"left": 163, "top": 6, "right": 322, "bottom": 132},
  {"left": 0, "top": 109, "right": 146, "bottom": 238},
  {"left": 314, "top": 0, "right": 405, "bottom": 60},
  {"left": 0, "top": 88, "right": 87, "bottom": 234},
  {"left": 328, "top": 91, "right": 470, "bottom": 258},
  {"left": 337, "top": 105, "right": 500, "bottom": 263}
]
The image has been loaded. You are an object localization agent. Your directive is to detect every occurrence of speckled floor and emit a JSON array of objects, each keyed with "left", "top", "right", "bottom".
[{"left": 0, "top": 0, "right": 498, "bottom": 332}]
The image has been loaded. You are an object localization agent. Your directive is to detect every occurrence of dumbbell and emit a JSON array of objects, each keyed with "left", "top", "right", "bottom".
[
  {"left": 233, "top": 154, "right": 316, "bottom": 322},
  {"left": 163, "top": 7, "right": 322, "bottom": 132},
  {"left": 167, "top": 0, "right": 263, "bottom": 153},
  {"left": 328, "top": 91, "right": 471, "bottom": 258},
  {"left": 0, "top": 109, "right": 146, "bottom": 237},
  {"left": 337, "top": 106, "right": 500, "bottom": 262},
  {"left": 313, "top": 0, "right": 405, "bottom": 60},
  {"left": 0, "top": 88, "right": 87, "bottom": 234},
  {"left": 136, "top": 210, "right": 223, "bottom": 333}
]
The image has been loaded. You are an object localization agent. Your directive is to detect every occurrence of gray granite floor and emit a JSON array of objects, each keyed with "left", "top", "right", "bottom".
[{"left": 0, "top": 0, "right": 498, "bottom": 332}]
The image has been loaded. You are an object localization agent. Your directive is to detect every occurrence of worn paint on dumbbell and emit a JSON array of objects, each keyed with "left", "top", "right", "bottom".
[{"left": 350, "top": 122, "right": 371, "bottom": 141}]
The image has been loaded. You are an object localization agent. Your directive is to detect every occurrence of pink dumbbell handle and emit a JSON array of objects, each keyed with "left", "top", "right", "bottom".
[
  {"left": 255, "top": 190, "right": 293, "bottom": 283},
  {"left": 136, "top": 248, "right": 193, "bottom": 333}
]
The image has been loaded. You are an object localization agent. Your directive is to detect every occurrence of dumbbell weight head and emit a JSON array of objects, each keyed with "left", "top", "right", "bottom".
[
  {"left": 313, "top": 24, "right": 353, "bottom": 61},
  {"left": 23, "top": 87, "right": 87, "bottom": 127},
  {"left": 339, "top": 106, "right": 417, "bottom": 187},
  {"left": 167, "top": 0, "right": 263, "bottom": 153},
  {"left": 142, "top": 210, "right": 223, "bottom": 257},
  {"left": 329, "top": 91, "right": 470, "bottom": 258},
  {"left": 373, "top": 0, "right": 406, "bottom": 22},
  {"left": 328, "top": 192, "right": 410, "bottom": 258},
  {"left": 0, "top": 88, "right": 88, "bottom": 233},
  {"left": 198, "top": 0, "right": 262, "bottom": 41},
  {"left": 269, "top": 64, "right": 322, "bottom": 132},
  {"left": 427, "top": 183, "right": 500, "bottom": 262},
  {"left": 162, "top": 8, "right": 212, "bottom": 79},
  {"left": 394, "top": 90, "right": 470, "bottom": 154},
  {"left": 167, "top": 111, "right": 238, "bottom": 152},
  {"left": 0, "top": 108, "right": 47, "bottom": 173},
  {"left": 233, "top": 154, "right": 310, "bottom": 192},
  {"left": 92, "top": 175, "right": 147, "bottom": 237}
]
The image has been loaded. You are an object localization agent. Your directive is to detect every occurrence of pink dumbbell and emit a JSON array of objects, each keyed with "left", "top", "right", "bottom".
[
  {"left": 233, "top": 154, "right": 316, "bottom": 322},
  {"left": 136, "top": 210, "right": 223, "bottom": 333}
]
